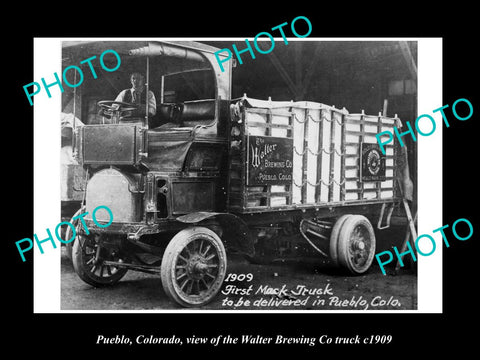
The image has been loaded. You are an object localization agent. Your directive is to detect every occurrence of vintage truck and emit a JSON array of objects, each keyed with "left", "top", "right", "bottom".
[{"left": 62, "top": 40, "right": 413, "bottom": 307}]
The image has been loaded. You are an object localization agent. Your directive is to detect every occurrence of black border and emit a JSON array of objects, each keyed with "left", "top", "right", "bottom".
[{"left": 7, "top": 6, "right": 479, "bottom": 356}]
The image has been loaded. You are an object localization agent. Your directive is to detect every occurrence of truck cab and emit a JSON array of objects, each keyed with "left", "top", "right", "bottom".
[{"left": 64, "top": 41, "right": 239, "bottom": 307}]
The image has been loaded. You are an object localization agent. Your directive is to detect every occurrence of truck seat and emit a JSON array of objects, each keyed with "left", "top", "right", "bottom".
[{"left": 152, "top": 99, "right": 216, "bottom": 130}]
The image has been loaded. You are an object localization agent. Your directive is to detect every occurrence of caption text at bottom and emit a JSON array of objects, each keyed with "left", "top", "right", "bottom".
[{"left": 97, "top": 334, "right": 393, "bottom": 346}]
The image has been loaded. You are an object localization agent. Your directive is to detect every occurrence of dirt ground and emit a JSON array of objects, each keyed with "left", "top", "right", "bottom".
[{"left": 61, "top": 226, "right": 417, "bottom": 311}]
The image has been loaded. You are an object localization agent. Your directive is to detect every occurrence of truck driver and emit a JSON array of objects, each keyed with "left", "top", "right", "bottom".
[{"left": 115, "top": 72, "right": 157, "bottom": 117}]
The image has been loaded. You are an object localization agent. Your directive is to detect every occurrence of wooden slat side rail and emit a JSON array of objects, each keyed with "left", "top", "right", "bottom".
[
  {"left": 340, "top": 113, "right": 346, "bottom": 201},
  {"left": 315, "top": 108, "right": 324, "bottom": 203},
  {"left": 328, "top": 109, "right": 336, "bottom": 202},
  {"left": 302, "top": 108, "right": 309, "bottom": 203}
]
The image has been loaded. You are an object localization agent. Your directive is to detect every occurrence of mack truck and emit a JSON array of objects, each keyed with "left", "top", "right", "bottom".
[{"left": 62, "top": 40, "right": 414, "bottom": 307}]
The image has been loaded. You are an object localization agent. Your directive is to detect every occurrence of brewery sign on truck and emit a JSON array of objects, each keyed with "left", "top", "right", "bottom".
[{"left": 247, "top": 135, "right": 293, "bottom": 185}]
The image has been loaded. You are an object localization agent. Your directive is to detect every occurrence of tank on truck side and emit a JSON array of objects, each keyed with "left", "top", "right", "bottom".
[{"left": 64, "top": 40, "right": 413, "bottom": 308}]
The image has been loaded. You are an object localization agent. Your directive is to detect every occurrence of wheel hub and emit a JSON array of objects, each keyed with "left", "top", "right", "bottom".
[
  {"left": 351, "top": 226, "right": 369, "bottom": 251},
  {"left": 353, "top": 240, "right": 365, "bottom": 251},
  {"left": 186, "top": 255, "right": 208, "bottom": 280},
  {"left": 349, "top": 225, "right": 371, "bottom": 265}
]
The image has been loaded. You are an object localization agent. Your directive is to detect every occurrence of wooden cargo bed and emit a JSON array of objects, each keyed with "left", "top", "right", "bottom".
[{"left": 227, "top": 96, "right": 403, "bottom": 214}]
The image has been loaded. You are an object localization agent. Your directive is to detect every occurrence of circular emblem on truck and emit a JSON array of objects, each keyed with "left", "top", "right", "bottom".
[
  {"left": 366, "top": 148, "right": 381, "bottom": 175},
  {"left": 361, "top": 143, "right": 386, "bottom": 181}
]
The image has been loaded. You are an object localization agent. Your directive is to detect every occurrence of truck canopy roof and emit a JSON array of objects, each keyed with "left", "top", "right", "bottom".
[{"left": 62, "top": 40, "right": 219, "bottom": 76}]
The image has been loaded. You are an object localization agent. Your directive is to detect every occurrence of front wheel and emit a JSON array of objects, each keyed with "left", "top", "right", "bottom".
[
  {"left": 72, "top": 234, "right": 128, "bottom": 287},
  {"left": 161, "top": 227, "right": 227, "bottom": 307}
]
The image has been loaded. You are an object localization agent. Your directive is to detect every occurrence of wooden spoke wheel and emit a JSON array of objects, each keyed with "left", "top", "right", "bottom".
[
  {"left": 331, "top": 215, "right": 376, "bottom": 274},
  {"left": 72, "top": 234, "right": 128, "bottom": 287},
  {"left": 161, "top": 227, "right": 227, "bottom": 307}
]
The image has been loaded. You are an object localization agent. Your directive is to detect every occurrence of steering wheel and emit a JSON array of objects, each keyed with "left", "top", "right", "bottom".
[{"left": 97, "top": 100, "right": 138, "bottom": 112}]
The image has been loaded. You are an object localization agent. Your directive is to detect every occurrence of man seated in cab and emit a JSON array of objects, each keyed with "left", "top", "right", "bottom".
[{"left": 115, "top": 72, "right": 157, "bottom": 118}]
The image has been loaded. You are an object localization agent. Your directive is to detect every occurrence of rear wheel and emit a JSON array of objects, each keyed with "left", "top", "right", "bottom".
[
  {"left": 161, "top": 227, "right": 227, "bottom": 307},
  {"left": 332, "top": 215, "right": 376, "bottom": 274},
  {"left": 72, "top": 234, "right": 128, "bottom": 286}
]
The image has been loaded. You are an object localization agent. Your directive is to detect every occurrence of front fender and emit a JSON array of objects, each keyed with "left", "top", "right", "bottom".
[{"left": 175, "top": 212, "right": 254, "bottom": 256}]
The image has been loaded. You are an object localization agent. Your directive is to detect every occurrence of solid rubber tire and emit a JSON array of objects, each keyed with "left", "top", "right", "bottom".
[
  {"left": 337, "top": 215, "right": 376, "bottom": 275},
  {"left": 329, "top": 215, "right": 352, "bottom": 267}
]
